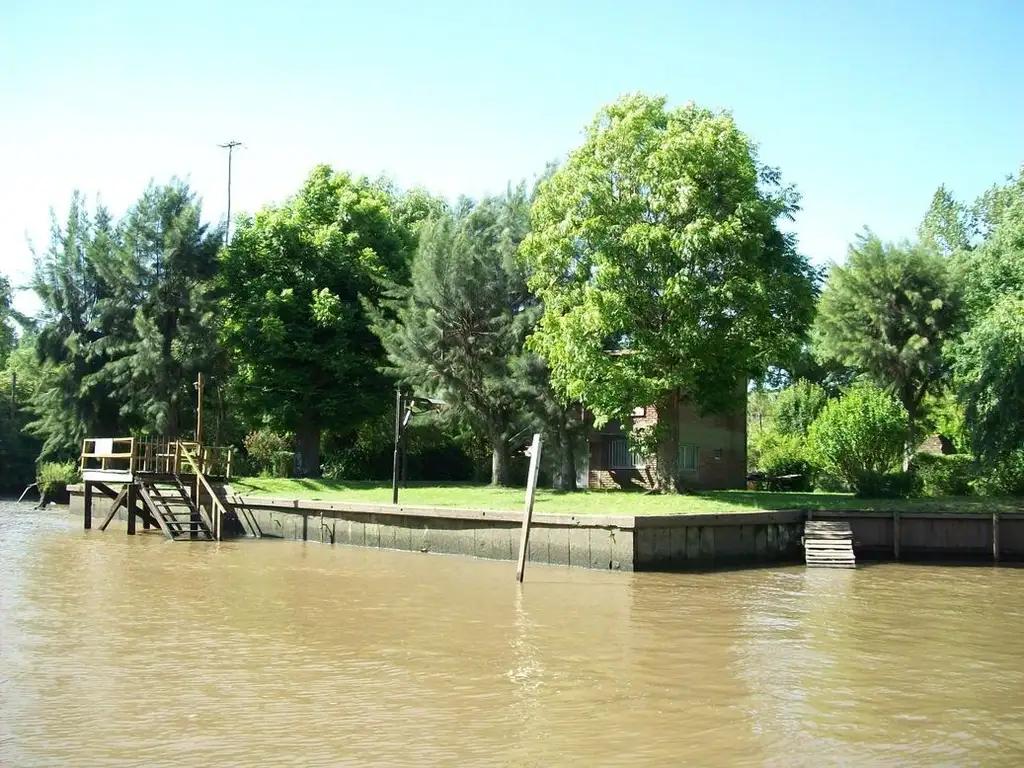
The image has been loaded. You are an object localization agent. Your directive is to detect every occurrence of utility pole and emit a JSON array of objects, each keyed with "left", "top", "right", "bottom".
[
  {"left": 195, "top": 372, "right": 205, "bottom": 445},
  {"left": 218, "top": 141, "right": 243, "bottom": 245}
]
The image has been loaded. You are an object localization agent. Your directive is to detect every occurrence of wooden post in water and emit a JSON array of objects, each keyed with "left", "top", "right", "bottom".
[
  {"left": 127, "top": 482, "right": 138, "bottom": 534},
  {"left": 126, "top": 483, "right": 137, "bottom": 535},
  {"left": 993, "top": 512, "right": 1000, "bottom": 563},
  {"left": 893, "top": 510, "right": 900, "bottom": 561},
  {"left": 83, "top": 482, "right": 93, "bottom": 530},
  {"left": 515, "top": 433, "right": 543, "bottom": 583}
]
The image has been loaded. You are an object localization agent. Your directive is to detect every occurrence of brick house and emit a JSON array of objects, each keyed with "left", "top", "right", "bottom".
[{"left": 580, "top": 390, "right": 747, "bottom": 491}]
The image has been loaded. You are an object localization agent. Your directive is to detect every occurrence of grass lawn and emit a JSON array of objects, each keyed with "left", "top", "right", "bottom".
[{"left": 229, "top": 477, "right": 1024, "bottom": 516}]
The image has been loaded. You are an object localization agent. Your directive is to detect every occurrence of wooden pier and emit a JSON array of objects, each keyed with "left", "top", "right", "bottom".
[
  {"left": 80, "top": 437, "right": 233, "bottom": 542},
  {"left": 803, "top": 520, "right": 857, "bottom": 568}
]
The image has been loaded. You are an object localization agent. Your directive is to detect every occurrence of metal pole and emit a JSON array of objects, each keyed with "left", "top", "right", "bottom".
[
  {"left": 218, "top": 141, "right": 242, "bottom": 245},
  {"left": 392, "top": 390, "right": 403, "bottom": 505},
  {"left": 195, "top": 373, "right": 205, "bottom": 445}
]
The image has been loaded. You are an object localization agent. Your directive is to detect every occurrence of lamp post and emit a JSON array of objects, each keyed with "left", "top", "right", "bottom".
[
  {"left": 391, "top": 391, "right": 447, "bottom": 504},
  {"left": 218, "top": 140, "right": 243, "bottom": 245}
]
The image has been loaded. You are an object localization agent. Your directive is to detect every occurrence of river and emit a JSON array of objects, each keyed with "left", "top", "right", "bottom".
[{"left": 1, "top": 501, "right": 1023, "bottom": 766}]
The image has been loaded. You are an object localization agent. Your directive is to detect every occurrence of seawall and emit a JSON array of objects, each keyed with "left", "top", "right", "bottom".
[
  {"left": 68, "top": 486, "right": 1024, "bottom": 571},
  {"left": 69, "top": 487, "right": 803, "bottom": 571}
]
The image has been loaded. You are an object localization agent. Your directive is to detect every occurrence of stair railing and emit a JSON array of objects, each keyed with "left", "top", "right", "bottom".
[{"left": 176, "top": 441, "right": 229, "bottom": 541}]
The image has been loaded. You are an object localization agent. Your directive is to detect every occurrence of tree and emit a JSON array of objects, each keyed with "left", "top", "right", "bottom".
[
  {"left": 92, "top": 181, "right": 223, "bottom": 437},
  {"left": 951, "top": 295, "right": 1024, "bottom": 461},
  {"left": 221, "top": 166, "right": 413, "bottom": 476},
  {"left": 370, "top": 187, "right": 540, "bottom": 486},
  {"left": 949, "top": 185, "right": 1024, "bottom": 462},
  {"left": 773, "top": 379, "right": 829, "bottom": 437},
  {"left": 520, "top": 93, "right": 818, "bottom": 491},
  {"left": 918, "top": 185, "right": 976, "bottom": 256},
  {"left": 812, "top": 232, "right": 960, "bottom": 450},
  {"left": 0, "top": 309, "right": 39, "bottom": 491},
  {"left": 29, "top": 194, "right": 123, "bottom": 458},
  {"left": 0, "top": 274, "right": 21, "bottom": 367},
  {"left": 806, "top": 383, "right": 909, "bottom": 496}
]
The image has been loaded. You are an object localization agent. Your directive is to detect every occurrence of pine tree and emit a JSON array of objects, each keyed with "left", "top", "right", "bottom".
[
  {"left": 29, "top": 195, "right": 121, "bottom": 458},
  {"left": 95, "top": 181, "right": 223, "bottom": 437},
  {"left": 371, "top": 185, "right": 557, "bottom": 486}
]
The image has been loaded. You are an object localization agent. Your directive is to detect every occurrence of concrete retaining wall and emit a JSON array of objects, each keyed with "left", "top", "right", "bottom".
[{"left": 68, "top": 486, "right": 1024, "bottom": 571}]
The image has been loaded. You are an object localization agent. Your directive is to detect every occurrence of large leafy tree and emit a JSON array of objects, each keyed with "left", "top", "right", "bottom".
[
  {"left": 812, "top": 232, "right": 960, "bottom": 446},
  {"left": 370, "top": 187, "right": 544, "bottom": 486},
  {"left": 949, "top": 181, "right": 1024, "bottom": 461},
  {"left": 520, "top": 93, "right": 817, "bottom": 491},
  {"left": 221, "top": 165, "right": 413, "bottom": 476}
]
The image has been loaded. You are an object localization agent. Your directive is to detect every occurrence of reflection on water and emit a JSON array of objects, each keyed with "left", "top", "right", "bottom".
[{"left": 2, "top": 502, "right": 1023, "bottom": 766}]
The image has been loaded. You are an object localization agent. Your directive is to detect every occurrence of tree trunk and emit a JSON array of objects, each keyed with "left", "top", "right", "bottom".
[
  {"left": 295, "top": 421, "right": 322, "bottom": 478},
  {"left": 654, "top": 389, "right": 680, "bottom": 493},
  {"left": 904, "top": 401, "right": 917, "bottom": 472},
  {"left": 491, "top": 433, "right": 511, "bottom": 487},
  {"left": 554, "top": 419, "right": 577, "bottom": 492}
]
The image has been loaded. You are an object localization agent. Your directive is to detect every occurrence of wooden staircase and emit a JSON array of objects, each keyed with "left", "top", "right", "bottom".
[
  {"left": 138, "top": 479, "right": 215, "bottom": 541},
  {"left": 803, "top": 520, "right": 857, "bottom": 568}
]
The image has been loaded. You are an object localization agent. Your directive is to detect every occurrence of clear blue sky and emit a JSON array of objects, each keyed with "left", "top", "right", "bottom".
[{"left": 2, "top": 0, "right": 1022, "bottom": 315}]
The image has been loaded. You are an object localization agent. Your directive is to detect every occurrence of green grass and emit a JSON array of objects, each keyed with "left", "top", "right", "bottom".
[{"left": 229, "top": 477, "right": 1024, "bottom": 516}]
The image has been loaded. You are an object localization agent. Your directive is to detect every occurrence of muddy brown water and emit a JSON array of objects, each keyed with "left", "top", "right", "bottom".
[{"left": 2, "top": 502, "right": 1023, "bottom": 767}]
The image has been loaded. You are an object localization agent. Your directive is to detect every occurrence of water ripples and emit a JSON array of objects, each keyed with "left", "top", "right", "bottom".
[{"left": 2, "top": 502, "right": 1023, "bottom": 766}]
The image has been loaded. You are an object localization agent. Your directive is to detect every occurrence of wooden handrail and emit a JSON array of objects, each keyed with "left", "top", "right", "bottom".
[
  {"left": 80, "top": 437, "right": 136, "bottom": 474},
  {"left": 177, "top": 441, "right": 229, "bottom": 541}
]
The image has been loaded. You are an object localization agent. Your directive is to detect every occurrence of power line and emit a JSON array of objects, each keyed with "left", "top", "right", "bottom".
[{"left": 217, "top": 141, "right": 243, "bottom": 245}]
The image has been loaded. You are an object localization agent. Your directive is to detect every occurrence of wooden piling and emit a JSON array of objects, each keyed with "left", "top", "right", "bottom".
[
  {"left": 83, "top": 482, "right": 93, "bottom": 530},
  {"left": 127, "top": 483, "right": 138, "bottom": 535},
  {"left": 993, "top": 512, "right": 1000, "bottom": 563},
  {"left": 515, "top": 433, "right": 543, "bottom": 583},
  {"left": 126, "top": 484, "right": 137, "bottom": 536}
]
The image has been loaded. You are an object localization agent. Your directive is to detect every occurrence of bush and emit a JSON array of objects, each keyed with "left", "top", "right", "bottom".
[
  {"left": 774, "top": 379, "right": 829, "bottom": 436},
  {"left": 243, "top": 430, "right": 294, "bottom": 477},
  {"left": 751, "top": 431, "right": 814, "bottom": 491},
  {"left": 911, "top": 453, "right": 975, "bottom": 497},
  {"left": 807, "top": 383, "right": 910, "bottom": 497},
  {"left": 973, "top": 450, "right": 1024, "bottom": 496},
  {"left": 36, "top": 461, "right": 80, "bottom": 498},
  {"left": 856, "top": 470, "right": 919, "bottom": 499}
]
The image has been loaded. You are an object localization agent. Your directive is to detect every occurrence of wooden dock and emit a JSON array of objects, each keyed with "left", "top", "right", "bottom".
[
  {"left": 803, "top": 520, "right": 856, "bottom": 568},
  {"left": 80, "top": 437, "right": 232, "bottom": 542}
]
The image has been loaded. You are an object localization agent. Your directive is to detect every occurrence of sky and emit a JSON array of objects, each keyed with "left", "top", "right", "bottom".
[{"left": 2, "top": 0, "right": 1022, "bottom": 316}]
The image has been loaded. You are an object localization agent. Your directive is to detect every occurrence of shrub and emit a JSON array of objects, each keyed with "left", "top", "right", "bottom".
[
  {"left": 36, "top": 461, "right": 80, "bottom": 498},
  {"left": 774, "top": 379, "right": 829, "bottom": 436},
  {"left": 806, "top": 384, "right": 910, "bottom": 497},
  {"left": 856, "top": 470, "right": 919, "bottom": 499},
  {"left": 752, "top": 431, "right": 814, "bottom": 491},
  {"left": 973, "top": 450, "right": 1024, "bottom": 497},
  {"left": 911, "top": 453, "right": 975, "bottom": 497},
  {"left": 243, "top": 429, "right": 294, "bottom": 477}
]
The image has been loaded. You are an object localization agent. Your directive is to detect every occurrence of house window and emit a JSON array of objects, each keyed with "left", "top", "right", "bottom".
[
  {"left": 679, "top": 444, "right": 699, "bottom": 472},
  {"left": 609, "top": 437, "right": 645, "bottom": 469}
]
